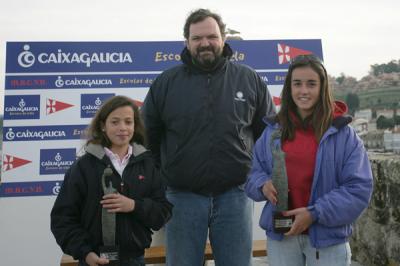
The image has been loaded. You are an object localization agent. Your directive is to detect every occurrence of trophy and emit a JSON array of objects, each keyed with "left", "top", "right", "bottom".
[
  {"left": 100, "top": 167, "right": 120, "bottom": 266},
  {"left": 270, "top": 130, "right": 294, "bottom": 233}
]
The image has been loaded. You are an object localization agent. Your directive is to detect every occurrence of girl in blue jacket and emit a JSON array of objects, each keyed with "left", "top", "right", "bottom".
[{"left": 245, "top": 54, "right": 373, "bottom": 266}]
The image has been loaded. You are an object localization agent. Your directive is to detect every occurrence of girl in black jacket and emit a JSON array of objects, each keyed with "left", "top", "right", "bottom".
[{"left": 51, "top": 96, "right": 172, "bottom": 266}]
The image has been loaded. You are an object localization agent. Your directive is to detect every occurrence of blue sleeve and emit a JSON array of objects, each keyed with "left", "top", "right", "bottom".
[
  {"left": 312, "top": 127, "right": 373, "bottom": 226},
  {"left": 245, "top": 127, "right": 273, "bottom": 202}
]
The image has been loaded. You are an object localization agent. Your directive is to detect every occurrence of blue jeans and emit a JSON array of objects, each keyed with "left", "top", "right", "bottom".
[
  {"left": 165, "top": 186, "right": 253, "bottom": 266},
  {"left": 267, "top": 235, "right": 351, "bottom": 266},
  {"left": 78, "top": 255, "right": 144, "bottom": 266}
]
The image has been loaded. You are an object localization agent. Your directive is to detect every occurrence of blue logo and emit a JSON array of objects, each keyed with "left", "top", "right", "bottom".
[
  {"left": 4, "top": 95, "right": 40, "bottom": 120},
  {"left": 0, "top": 180, "right": 63, "bottom": 197},
  {"left": 15, "top": 44, "right": 133, "bottom": 68},
  {"left": 3, "top": 125, "right": 88, "bottom": 142},
  {"left": 40, "top": 148, "right": 76, "bottom": 175},
  {"left": 81, "top": 93, "right": 115, "bottom": 118}
]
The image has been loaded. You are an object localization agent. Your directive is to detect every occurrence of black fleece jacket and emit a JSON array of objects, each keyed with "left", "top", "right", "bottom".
[
  {"left": 51, "top": 143, "right": 172, "bottom": 261},
  {"left": 142, "top": 44, "right": 276, "bottom": 196}
]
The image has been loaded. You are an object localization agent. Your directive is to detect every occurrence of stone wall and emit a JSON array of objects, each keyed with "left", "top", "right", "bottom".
[{"left": 351, "top": 152, "right": 400, "bottom": 266}]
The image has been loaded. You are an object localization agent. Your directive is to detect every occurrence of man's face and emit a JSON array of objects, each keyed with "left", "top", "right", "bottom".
[{"left": 186, "top": 17, "right": 225, "bottom": 69}]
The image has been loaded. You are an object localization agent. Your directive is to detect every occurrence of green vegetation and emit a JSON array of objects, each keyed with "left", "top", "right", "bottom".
[
  {"left": 332, "top": 89, "right": 347, "bottom": 102},
  {"left": 357, "top": 87, "right": 400, "bottom": 109},
  {"left": 345, "top": 93, "right": 360, "bottom": 115},
  {"left": 377, "top": 115, "right": 400, "bottom": 129},
  {"left": 334, "top": 87, "right": 400, "bottom": 111},
  {"left": 371, "top": 60, "right": 400, "bottom": 76},
  {"left": 333, "top": 59, "right": 400, "bottom": 112}
]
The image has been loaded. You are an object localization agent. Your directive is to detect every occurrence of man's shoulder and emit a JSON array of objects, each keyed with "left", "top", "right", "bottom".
[
  {"left": 226, "top": 61, "right": 261, "bottom": 81},
  {"left": 158, "top": 64, "right": 186, "bottom": 79},
  {"left": 226, "top": 61, "right": 265, "bottom": 91},
  {"left": 227, "top": 60, "right": 257, "bottom": 73},
  {"left": 149, "top": 64, "right": 187, "bottom": 97}
]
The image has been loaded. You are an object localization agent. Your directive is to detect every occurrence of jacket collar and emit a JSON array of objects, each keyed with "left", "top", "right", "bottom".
[
  {"left": 332, "top": 115, "right": 352, "bottom": 129},
  {"left": 262, "top": 114, "right": 279, "bottom": 127},
  {"left": 331, "top": 101, "right": 352, "bottom": 129},
  {"left": 132, "top": 143, "right": 147, "bottom": 157},
  {"left": 85, "top": 143, "right": 147, "bottom": 160},
  {"left": 263, "top": 101, "right": 353, "bottom": 130}
]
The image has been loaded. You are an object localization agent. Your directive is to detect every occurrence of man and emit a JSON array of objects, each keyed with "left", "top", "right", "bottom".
[{"left": 142, "top": 8, "right": 275, "bottom": 266}]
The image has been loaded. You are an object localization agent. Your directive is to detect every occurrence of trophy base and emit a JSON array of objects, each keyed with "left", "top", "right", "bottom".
[
  {"left": 99, "top": 245, "right": 120, "bottom": 266},
  {"left": 273, "top": 212, "right": 294, "bottom": 233}
]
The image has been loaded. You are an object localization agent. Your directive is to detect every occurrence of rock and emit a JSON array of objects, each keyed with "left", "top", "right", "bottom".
[{"left": 351, "top": 152, "right": 400, "bottom": 266}]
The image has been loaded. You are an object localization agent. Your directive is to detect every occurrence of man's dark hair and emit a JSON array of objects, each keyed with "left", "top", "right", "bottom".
[{"left": 183, "top": 8, "right": 226, "bottom": 39}]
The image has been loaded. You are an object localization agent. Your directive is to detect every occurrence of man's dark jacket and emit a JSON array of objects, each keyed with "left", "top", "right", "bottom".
[{"left": 142, "top": 43, "right": 276, "bottom": 196}]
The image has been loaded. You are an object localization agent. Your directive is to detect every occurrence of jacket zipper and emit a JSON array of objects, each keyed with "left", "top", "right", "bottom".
[
  {"left": 120, "top": 181, "right": 124, "bottom": 194},
  {"left": 239, "top": 136, "right": 247, "bottom": 151}
]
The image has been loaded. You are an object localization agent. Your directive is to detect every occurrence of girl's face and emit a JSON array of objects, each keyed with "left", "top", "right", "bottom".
[
  {"left": 103, "top": 106, "right": 134, "bottom": 152},
  {"left": 291, "top": 66, "right": 321, "bottom": 119}
]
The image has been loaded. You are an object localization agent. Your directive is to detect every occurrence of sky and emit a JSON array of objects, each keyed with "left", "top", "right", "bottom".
[{"left": 0, "top": 0, "right": 399, "bottom": 113}]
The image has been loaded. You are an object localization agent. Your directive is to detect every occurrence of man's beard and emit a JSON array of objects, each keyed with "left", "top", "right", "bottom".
[{"left": 192, "top": 46, "right": 223, "bottom": 70}]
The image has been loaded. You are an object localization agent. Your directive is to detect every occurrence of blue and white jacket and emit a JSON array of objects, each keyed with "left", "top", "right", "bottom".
[{"left": 245, "top": 116, "right": 373, "bottom": 248}]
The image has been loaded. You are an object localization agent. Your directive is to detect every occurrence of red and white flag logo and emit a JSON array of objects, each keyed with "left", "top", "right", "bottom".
[
  {"left": 273, "top": 96, "right": 281, "bottom": 106},
  {"left": 277, "top": 43, "right": 313, "bottom": 64},
  {"left": 132, "top": 99, "right": 143, "bottom": 107},
  {"left": 46, "top": 98, "right": 74, "bottom": 114},
  {"left": 3, "top": 154, "right": 32, "bottom": 171}
]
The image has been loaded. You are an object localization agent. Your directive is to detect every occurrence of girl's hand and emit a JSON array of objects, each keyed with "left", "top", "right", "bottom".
[
  {"left": 100, "top": 193, "right": 135, "bottom": 213},
  {"left": 85, "top": 251, "right": 109, "bottom": 266},
  {"left": 262, "top": 180, "right": 278, "bottom": 204},
  {"left": 283, "top": 207, "right": 313, "bottom": 236}
]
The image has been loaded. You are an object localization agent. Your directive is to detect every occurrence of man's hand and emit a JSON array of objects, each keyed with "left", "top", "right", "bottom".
[{"left": 101, "top": 193, "right": 135, "bottom": 213}]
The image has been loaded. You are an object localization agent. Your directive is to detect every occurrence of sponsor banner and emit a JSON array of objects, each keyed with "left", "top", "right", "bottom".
[
  {"left": 3, "top": 125, "right": 87, "bottom": 141},
  {"left": 230, "top": 40, "right": 323, "bottom": 69},
  {"left": 5, "top": 73, "right": 159, "bottom": 90},
  {"left": 81, "top": 93, "right": 115, "bottom": 118},
  {"left": 4, "top": 95, "right": 40, "bottom": 120},
  {"left": 256, "top": 71, "right": 288, "bottom": 86},
  {"left": 40, "top": 148, "right": 76, "bottom": 175},
  {"left": 5, "top": 72, "right": 291, "bottom": 89},
  {"left": 0, "top": 180, "right": 63, "bottom": 197},
  {"left": 6, "top": 42, "right": 180, "bottom": 73},
  {"left": 46, "top": 98, "right": 74, "bottom": 115},
  {"left": 2, "top": 154, "right": 32, "bottom": 172},
  {"left": 1, "top": 140, "right": 84, "bottom": 182},
  {"left": 6, "top": 40, "right": 322, "bottom": 73},
  {"left": 1, "top": 40, "right": 323, "bottom": 197}
]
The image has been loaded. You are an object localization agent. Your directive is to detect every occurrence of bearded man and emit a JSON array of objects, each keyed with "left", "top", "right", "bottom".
[{"left": 142, "top": 8, "right": 275, "bottom": 266}]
